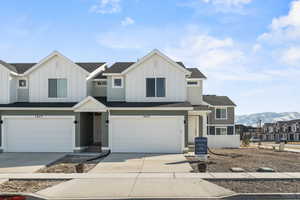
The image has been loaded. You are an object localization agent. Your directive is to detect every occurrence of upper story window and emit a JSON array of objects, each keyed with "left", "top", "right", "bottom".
[
  {"left": 48, "top": 78, "right": 67, "bottom": 98},
  {"left": 112, "top": 77, "right": 123, "bottom": 88},
  {"left": 215, "top": 108, "right": 227, "bottom": 120},
  {"left": 187, "top": 80, "right": 199, "bottom": 87},
  {"left": 146, "top": 78, "right": 166, "bottom": 97},
  {"left": 18, "top": 79, "right": 27, "bottom": 89},
  {"left": 95, "top": 80, "right": 107, "bottom": 87}
]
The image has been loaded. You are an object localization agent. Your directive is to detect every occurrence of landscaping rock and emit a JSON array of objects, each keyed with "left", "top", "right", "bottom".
[
  {"left": 230, "top": 167, "right": 245, "bottom": 172},
  {"left": 257, "top": 167, "right": 275, "bottom": 172}
]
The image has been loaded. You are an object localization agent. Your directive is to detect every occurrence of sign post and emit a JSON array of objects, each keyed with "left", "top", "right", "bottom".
[{"left": 195, "top": 137, "right": 208, "bottom": 161}]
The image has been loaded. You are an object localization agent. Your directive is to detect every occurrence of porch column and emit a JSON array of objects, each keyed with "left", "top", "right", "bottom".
[{"left": 202, "top": 113, "right": 207, "bottom": 137}]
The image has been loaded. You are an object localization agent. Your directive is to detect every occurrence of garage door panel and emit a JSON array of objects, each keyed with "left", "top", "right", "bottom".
[
  {"left": 4, "top": 116, "right": 74, "bottom": 152},
  {"left": 110, "top": 116, "right": 184, "bottom": 153}
]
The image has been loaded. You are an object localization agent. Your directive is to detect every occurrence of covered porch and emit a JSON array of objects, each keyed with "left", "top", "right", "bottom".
[
  {"left": 188, "top": 109, "right": 211, "bottom": 145},
  {"left": 73, "top": 96, "right": 108, "bottom": 152}
]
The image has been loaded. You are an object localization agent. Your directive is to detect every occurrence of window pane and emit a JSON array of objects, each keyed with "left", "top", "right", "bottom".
[
  {"left": 227, "top": 126, "right": 234, "bottom": 135},
  {"left": 216, "top": 128, "right": 221, "bottom": 135},
  {"left": 221, "top": 128, "right": 227, "bottom": 135},
  {"left": 209, "top": 126, "right": 215, "bottom": 135},
  {"left": 57, "top": 79, "right": 67, "bottom": 98},
  {"left": 19, "top": 80, "right": 26, "bottom": 87},
  {"left": 156, "top": 78, "right": 165, "bottom": 97},
  {"left": 187, "top": 81, "right": 198, "bottom": 85},
  {"left": 114, "top": 78, "right": 122, "bottom": 87},
  {"left": 146, "top": 78, "right": 155, "bottom": 97},
  {"left": 216, "top": 108, "right": 226, "bottom": 119},
  {"left": 48, "top": 79, "right": 57, "bottom": 98},
  {"left": 221, "top": 109, "right": 227, "bottom": 119},
  {"left": 216, "top": 109, "right": 221, "bottom": 118}
]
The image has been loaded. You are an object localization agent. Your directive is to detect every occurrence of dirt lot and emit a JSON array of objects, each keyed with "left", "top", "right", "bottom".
[
  {"left": 187, "top": 148, "right": 300, "bottom": 172},
  {"left": 37, "top": 155, "right": 104, "bottom": 173},
  {"left": 0, "top": 180, "right": 67, "bottom": 193},
  {"left": 210, "top": 179, "right": 300, "bottom": 193}
]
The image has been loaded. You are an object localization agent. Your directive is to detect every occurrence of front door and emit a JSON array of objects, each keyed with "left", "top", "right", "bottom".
[{"left": 188, "top": 116, "right": 198, "bottom": 144}]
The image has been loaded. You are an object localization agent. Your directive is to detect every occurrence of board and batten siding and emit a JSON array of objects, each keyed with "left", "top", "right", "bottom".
[
  {"left": 187, "top": 80, "right": 203, "bottom": 105},
  {"left": 107, "top": 76, "right": 125, "bottom": 101},
  {"left": 29, "top": 55, "right": 88, "bottom": 102},
  {"left": 125, "top": 54, "right": 187, "bottom": 102},
  {"left": 17, "top": 88, "right": 29, "bottom": 102},
  {"left": 9, "top": 78, "right": 17, "bottom": 103},
  {"left": 0, "top": 67, "right": 12, "bottom": 104}
]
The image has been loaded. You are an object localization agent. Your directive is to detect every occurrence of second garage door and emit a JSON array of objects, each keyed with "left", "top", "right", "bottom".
[
  {"left": 109, "top": 115, "right": 184, "bottom": 153},
  {"left": 3, "top": 116, "right": 74, "bottom": 152}
]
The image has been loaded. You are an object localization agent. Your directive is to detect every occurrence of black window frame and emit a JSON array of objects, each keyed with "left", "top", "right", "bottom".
[{"left": 145, "top": 77, "right": 166, "bottom": 98}]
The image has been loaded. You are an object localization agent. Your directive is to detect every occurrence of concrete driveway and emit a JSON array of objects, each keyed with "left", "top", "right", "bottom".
[
  {"left": 89, "top": 153, "right": 192, "bottom": 173},
  {"left": 0, "top": 153, "right": 65, "bottom": 173}
]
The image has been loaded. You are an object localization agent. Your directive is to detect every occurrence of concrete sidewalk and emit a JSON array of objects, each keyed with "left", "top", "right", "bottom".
[
  {"left": 37, "top": 176, "right": 234, "bottom": 199},
  {"left": 1, "top": 172, "right": 300, "bottom": 179},
  {"left": 0, "top": 153, "right": 65, "bottom": 173},
  {"left": 89, "top": 153, "right": 192, "bottom": 173}
]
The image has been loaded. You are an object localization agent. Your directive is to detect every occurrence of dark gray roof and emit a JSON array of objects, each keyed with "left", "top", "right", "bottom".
[
  {"left": 76, "top": 62, "right": 106, "bottom": 73},
  {"left": 203, "top": 95, "right": 236, "bottom": 106},
  {"left": 95, "top": 97, "right": 193, "bottom": 108},
  {"left": 103, "top": 62, "right": 135, "bottom": 73},
  {"left": 0, "top": 102, "right": 76, "bottom": 108},
  {"left": 0, "top": 60, "right": 18, "bottom": 73},
  {"left": 193, "top": 105, "right": 210, "bottom": 111},
  {"left": 1, "top": 62, "right": 105, "bottom": 74},
  {"left": 187, "top": 68, "right": 206, "bottom": 79},
  {"left": 103, "top": 62, "right": 187, "bottom": 74},
  {"left": 9, "top": 63, "right": 35, "bottom": 74}
]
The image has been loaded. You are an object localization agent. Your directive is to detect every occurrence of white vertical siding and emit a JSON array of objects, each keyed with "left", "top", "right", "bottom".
[
  {"left": 9, "top": 77, "right": 17, "bottom": 103},
  {"left": 0, "top": 67, "right": 10, "bottom": 104},
  {"left": 29, "top": 55, "right": 88, "bottom": 102},
  {"left": 125, "top": 54, "right": 187, "bottom": 102},
  {"left": 187, "top": 80, "right": 203, "bottom": 105}
]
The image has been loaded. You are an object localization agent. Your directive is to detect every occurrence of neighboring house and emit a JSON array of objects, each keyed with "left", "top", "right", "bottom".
[
  {"left": 263, "top": 120, "right": 300, "bottom": 142},
  {"left": 235, "top": 124, "right": 259, "bottom": 140},
  {"left": 0, "top": 49, "right": 238, "bottom": 153}
]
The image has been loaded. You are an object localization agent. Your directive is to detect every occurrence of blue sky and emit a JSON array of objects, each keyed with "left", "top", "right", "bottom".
[{"left": 0, "top": 0, "right": 299, "bottom": 115}]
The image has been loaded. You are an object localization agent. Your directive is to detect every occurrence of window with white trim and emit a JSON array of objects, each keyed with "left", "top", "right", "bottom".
[
  {"left": 95, "top": 80, "right": 107, "bottom": 87},
  {"left": 18, "top": 79, "right": 27, "bottom": 89},
  {"left": 215, "top": 108, "right": 227, "bottom": 120},
  {"left": 112, "top": 77, "right": 123, "bottom": 88},
  {"left": 216, "top": 127, "right": 227, "bottom": 135},
  {"left": 48, "top": 78, "right": 67, "bottom": 98},
  {"left": 146, "top": 77, "right": 166, "bottom": 97}
]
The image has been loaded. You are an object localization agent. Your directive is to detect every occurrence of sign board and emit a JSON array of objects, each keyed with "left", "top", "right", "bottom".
[{"left": 195, "top": 137, "right": 208, "bottom": 156}]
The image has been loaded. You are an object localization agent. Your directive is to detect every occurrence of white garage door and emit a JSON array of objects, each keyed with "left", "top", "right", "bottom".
[
  {"left": 3, "top": 116, "right": 74, "bottom": 152},
  {"left": 110, "top": 116, "right": 184, "bottom": 153}
]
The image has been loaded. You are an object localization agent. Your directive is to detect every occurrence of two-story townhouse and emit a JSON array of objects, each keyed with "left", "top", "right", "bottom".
[
  {"left": 0, "top": 49, "right": 238, "bottom": 153},
  {"left": 263, "top": 119, "right": 300, "bottom": 142}
]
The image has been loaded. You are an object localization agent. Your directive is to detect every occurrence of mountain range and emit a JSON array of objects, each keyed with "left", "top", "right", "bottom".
[{"left": 236, "top": 112, "right": 300, "bottom": 127}]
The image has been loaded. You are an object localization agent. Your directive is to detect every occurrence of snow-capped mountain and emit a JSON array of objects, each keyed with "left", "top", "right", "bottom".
[{"left": 236, "top": 112, "right": 300, "bottom": 127}]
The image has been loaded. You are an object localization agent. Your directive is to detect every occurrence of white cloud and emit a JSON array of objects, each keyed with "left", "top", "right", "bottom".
[
  {"left": 90, "top": 0, "right": 121, "bottom": 14},
  {"left": 166, "top": 33, "right": 244, "bottom": 70},
  {"left": 121, "top": 17, "right": 135, "bottom": 26},
  {"left": 252, "top": 43, "right": 262, "bottom": 53},
  {"left": 201, "top": 0, "right": 252, "bottom": 6},
  {"left": 280, "top": 47, "right": 300, "bottom": 66},
  {"left": 259, "top": 0, "right": 300, "bottom": 43},
  {"left": 200, "top": 0, "right": 252, "bottom": 13}
]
